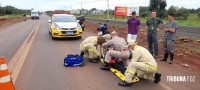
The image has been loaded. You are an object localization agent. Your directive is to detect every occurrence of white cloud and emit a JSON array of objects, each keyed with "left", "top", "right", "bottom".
[{"left": 0, "top": 0, "right": 199, "bottom": 11}]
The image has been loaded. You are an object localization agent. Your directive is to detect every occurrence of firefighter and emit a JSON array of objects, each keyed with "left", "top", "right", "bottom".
[
  {"left": 80, "top": 35, "right": 111, "bottom": 63},
  {"left": 100, "top": 31, "right": 131, "bottom": 74},
  {"left": 118, "top": 40, "right": 161, "bottom": 87}
]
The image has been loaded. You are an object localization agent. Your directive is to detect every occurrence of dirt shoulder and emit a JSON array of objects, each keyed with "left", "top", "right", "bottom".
[
  {"left": 0, "top": 16, "right": 30, "bottom": 29},
  {"left": 84, "top": 21, "right": 200, "bottom": 73}
]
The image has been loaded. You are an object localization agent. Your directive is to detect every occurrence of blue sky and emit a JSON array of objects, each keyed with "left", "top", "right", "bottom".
[{"left": 0, "top": 0, "right": 199, "bottom": 11}]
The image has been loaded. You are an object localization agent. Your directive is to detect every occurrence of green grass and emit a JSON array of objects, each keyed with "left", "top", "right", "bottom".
[
  {"left": 84, "top": 14, "right": 200, "bottom": 27},
  {"left": 0, "top": 14, "right": 22, "bottom": 19}
]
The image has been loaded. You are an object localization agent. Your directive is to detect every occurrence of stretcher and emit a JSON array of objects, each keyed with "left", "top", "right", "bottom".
[{"left": 100, "top": 58, "right": 139, "bottom": 83}]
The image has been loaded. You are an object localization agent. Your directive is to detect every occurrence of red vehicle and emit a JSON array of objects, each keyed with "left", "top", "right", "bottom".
[{"left": 53, "top": 10, "right": 71, "bottom": 14}]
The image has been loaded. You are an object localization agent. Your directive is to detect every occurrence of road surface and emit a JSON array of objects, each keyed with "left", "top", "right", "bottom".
[{"left": 0, "top": 14, "right": 199, "bottom": 90}]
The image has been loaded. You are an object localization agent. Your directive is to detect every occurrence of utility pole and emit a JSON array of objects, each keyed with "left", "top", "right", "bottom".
[
  {"left": 107, "top": 0, "right": 109, "bottom": 20},
  {"left": 81, "top": 2, "right": 83, "bottom": 15}
]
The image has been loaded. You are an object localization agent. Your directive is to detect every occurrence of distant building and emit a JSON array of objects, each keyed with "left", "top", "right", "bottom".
[{"left": 89, "top": 10, "right": 104, "bottom": 15}]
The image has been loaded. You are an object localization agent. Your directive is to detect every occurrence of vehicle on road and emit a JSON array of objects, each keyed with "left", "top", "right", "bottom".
[
  {"left": 97, "top": 20, "right": 109, "bottom": 35},
  {"left": 48, "top": 14, "right": 83, "bottom": 39},
  {"left": 31, "top": 11, "right": 40, "bottom": 19}
]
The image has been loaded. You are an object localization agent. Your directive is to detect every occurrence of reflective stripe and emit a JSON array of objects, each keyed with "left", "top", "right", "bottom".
[
  {"left": 127, "top": 68, "right": 135, "bottom": 75},
  {"left": 80, "top": 44, "right": 83, "bottom": 49},
  {"left": 0, "top": 75, "right": 11, "bottom": 83},
  {"left": 144, "top": 75, "right": 147, "bottom": 79},
  {"left": 145, "top": 64, "right": 157, "bottom": 72},
  {"left": 0, "top": 64, "right": 8, "bottom": 70},
  {"left": 88, "top": 47, "right": 93, "bottom": 52},
  {"left": 132, "top": 77, "right": 140, "bottom": 82}
]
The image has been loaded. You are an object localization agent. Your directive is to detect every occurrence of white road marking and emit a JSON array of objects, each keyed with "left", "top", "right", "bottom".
[{"left": 8, "top": 20, "right": 41, "bottom": 84}]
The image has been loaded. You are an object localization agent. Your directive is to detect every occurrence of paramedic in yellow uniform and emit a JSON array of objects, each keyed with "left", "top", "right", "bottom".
[{"left": 118, "top": 40, "right": 161, "bottom": 87}]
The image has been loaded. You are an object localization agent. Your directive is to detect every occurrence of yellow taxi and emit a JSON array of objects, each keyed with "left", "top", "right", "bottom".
[{"left": 48, "top": 14, "right": 82, "bottom": 39}]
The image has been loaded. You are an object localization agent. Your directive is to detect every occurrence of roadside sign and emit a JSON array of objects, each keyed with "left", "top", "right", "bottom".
[
  {"left": 115, "top": 6, "right": 139, "bottom": 16},
  {"left": 114, "top": 6, "right": 127, "bottom": 16},
  {"left": 127, "top": 7, "right": 139, "bottom": 16}
]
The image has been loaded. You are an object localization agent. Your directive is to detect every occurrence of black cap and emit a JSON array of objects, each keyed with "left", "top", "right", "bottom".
[{"left": 132, "top": 11, "right": 136, "bottom": 15}]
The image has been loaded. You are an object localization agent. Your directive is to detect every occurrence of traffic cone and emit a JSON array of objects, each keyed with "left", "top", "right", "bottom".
[{"left": 0, "top": 56, "right": 15, "bottom": 90}]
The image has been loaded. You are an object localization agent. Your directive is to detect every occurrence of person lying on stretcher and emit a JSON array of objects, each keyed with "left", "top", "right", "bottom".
[
  {"left": 100, "top": 30, "right": 132, "bottom": 73},
  {"left": 100, "top": 45, "right": 132, "bottom": 74}
]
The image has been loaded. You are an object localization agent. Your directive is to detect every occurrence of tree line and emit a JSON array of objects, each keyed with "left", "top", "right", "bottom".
[
  {"left": 140, "top": 0, "right": 200, "bottom": 20},
  {"left": 0, "top": 5, "right": 30, "bottom": 16}
]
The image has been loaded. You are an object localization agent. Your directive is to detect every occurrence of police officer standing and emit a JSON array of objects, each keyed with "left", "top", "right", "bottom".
[
  {"left": 146, "top": 10, "right": 164, "bottom": 58},
  {"left": 160, "top": 13, "right": 177, "bottom": 64}
]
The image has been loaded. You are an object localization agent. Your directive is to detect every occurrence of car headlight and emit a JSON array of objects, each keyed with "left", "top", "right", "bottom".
[
  {"left": 76, "top": 23, "right": 82, "bottom": 30},
  {"left": 53, "top": 23, "right": 60, "bottom": 30}
]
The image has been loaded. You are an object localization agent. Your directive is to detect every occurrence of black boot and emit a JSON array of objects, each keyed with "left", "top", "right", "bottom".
[
  {"left": 100, "top": 62, "right": 110, "bottom": 71},
  {"left": 160, "top": 53, "right": 168, "bottom": 61},
  {"left": 80, "top": 52, "right": 84, "bottom": 57},
  {"left": 89, "top": 58, "right": 98, "bottom": 63},
  {"left": 169, "top": 54, "right": 174, "bottom": 64},
  {"left": 118, "top": 81, "right": 132, "bottom": 87},
  {"left": 154, "top": 72, "right": 161, "bottom": 83}
]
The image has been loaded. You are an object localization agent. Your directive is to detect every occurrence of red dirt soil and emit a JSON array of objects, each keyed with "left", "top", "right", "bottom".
[
  {"left": 84, "top": 21, "right": 200, "bottom": 73},
  {"left": 0, "top": 17, "right": 30, "bottom": 29}
]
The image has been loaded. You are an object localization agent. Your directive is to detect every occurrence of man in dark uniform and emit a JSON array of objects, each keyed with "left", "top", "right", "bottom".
[
  {"left": 145, "top": 10, "right": 164, "bottom": 58},
  {"left": 160, "top": 13, "right": 178, "bottom": 64}
]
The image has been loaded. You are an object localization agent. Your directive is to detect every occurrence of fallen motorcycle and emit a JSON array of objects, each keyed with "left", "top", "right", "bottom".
[{"left": 97, "top": 20, "right": 109, "bottom": 36}]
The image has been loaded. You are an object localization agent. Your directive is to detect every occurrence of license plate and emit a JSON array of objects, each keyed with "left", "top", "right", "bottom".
[{"left": 66, "top": 32, "right": 73, "bottom": 35}]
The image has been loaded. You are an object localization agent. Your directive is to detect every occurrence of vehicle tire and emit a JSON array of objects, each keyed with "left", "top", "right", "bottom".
[{"left": 52, "top": 36, "right": 56, "bottom": 40}]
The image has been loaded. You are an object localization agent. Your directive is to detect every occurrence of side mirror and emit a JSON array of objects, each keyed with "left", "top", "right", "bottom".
[
  {"left": 48, "top": 20, "right": 51, "bottom": 23},
  {"left": 76, "top": 20, "right": 80, "bottom": 22}
]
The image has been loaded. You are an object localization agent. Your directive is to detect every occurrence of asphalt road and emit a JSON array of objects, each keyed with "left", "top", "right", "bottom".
[
  {"left": 86, "top": 18, "right": 200, "bottom": 39},
  {"left": 1, "top": 14, "right": 199, "bottom": 90},
  {"left": 0, "top": 19, "right": 38, "bottom": 62}
]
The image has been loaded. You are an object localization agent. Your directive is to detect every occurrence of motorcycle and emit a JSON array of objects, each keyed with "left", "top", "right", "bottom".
[
  {"left": 97, "top": 20, "right": 109, "bottom": 36},
  {"left": 77, "top": 15, "right": 85, "bottom": 31}
]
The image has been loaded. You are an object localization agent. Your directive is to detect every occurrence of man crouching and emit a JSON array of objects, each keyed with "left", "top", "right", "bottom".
[{"left": 118, "top": 40, "right": 161, "bottom": 87}]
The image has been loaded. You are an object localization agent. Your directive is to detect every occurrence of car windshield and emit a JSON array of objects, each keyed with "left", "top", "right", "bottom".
[
  {"left": 31, "top": 12, "right": 38, "bottom": 14},
  {"left": 53, "top": 15, "right": 76, "bottom": 22}
]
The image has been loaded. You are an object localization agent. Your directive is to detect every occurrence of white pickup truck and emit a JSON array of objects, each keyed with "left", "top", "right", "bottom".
[{"left": 31, "top": 11, "right": 39, "bottom": 19}]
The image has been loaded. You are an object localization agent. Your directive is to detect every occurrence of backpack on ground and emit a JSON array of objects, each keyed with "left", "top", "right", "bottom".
[{"left": 64, "top": 54, "right": 84, "bottom": 67}]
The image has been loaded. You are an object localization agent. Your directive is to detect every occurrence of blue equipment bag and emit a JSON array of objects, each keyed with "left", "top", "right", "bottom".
[{"left": 64, "top": 54, "right": 84, "bottom": 67}]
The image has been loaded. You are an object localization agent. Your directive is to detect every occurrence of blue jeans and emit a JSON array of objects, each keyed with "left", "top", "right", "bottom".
[{"left": 147, "top": 33, "right": 159, "bottom": 56}]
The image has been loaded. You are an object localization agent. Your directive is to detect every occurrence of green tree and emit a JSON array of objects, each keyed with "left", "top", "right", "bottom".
[
  {"left": 149, "top": 0, "right": 167, "bottom": 19},
  {"left": 140, "top": 6, "right": 150, "bottom": 18},
  {"left": 176, "top": 7, "right": 189, "bottom": 20},
  {"left": 149, "top": 0, "right": 158, "bottom": 11},
  {"left": 198, "top": 12, "right": 200, "bottom": 20},
  {"left": 167, "top": 5, "right": 177, "bottom": 15}
]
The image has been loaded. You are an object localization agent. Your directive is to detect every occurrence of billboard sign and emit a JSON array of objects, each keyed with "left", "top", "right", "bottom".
[{"left": 115, "top": 6, "right": 139, "bottom": 16}]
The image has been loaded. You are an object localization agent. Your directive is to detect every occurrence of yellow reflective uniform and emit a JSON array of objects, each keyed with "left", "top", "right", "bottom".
[
  {"left": 80, "top": 36, "right": 100, "bottom": 58},
  {"left": 124, "top": 45, "right": 157, "bottom": 83}
]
